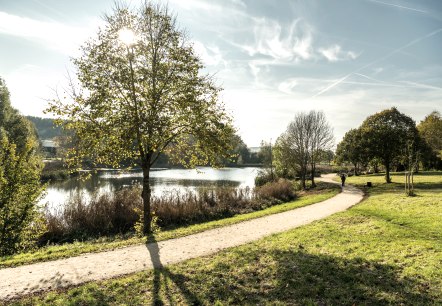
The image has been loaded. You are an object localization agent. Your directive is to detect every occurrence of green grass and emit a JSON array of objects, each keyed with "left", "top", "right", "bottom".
[
  {"left": 335, "top": 170, "right": 442, "bottom": 186},
  {"left": 0, "top": 184, "right": 340, "bottom": 268},
  {"left": 7, "top": 172, "right": 441, "bottom": 305}
]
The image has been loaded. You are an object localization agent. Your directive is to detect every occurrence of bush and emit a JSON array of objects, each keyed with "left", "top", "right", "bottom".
[
  {"left": 151, "top": 187, "right": 258, "bottom": 227},
  {"left": 256, "top": 179, "right": 296, "bottom": 202}
]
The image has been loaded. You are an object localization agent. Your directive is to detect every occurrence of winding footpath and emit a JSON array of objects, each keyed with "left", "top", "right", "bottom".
[{"left": 0, "top": 174, "right": 363, "bottom": 300}]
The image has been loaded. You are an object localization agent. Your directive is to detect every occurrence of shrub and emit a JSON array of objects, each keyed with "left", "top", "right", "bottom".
[
  {"left": 151, "top": 187, "right": 257, "bottom": 227},
  {"left": 256, "top": 179, "right": 296, "bottom": 202}
]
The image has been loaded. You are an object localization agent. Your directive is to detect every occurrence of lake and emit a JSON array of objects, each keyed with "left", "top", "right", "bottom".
[{"left": 41, "top": 167, "right": 260, "bottom": 210}]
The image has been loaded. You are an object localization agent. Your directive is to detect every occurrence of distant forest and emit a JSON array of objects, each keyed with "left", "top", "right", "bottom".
[
  {"left": 26, "top": 116, "right": 62, "bottom": 139},
  {"left": 25, "top": 116, "right": 265, "bottom": 166}
]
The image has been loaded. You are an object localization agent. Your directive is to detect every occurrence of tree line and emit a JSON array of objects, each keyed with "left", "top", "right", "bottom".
[{"left": 335, "top": 107, "right": 442, "bottom": 183}]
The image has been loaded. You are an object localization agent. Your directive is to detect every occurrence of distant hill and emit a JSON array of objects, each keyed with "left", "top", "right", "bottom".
[{"left": 26, "top": 116, "right": 62, "bottom": 139}]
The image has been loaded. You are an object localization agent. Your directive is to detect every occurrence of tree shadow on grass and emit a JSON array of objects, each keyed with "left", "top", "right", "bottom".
[
  {"left": 361, "top": 182, "right": 442, "bottom": 196},
  {"left": 146, "top": 236, "right": 201, "bottom": 306},
  {"left": 143, "top": 236, "right": 436, "bottom": 305},
  {"left": 202, "top": 249, "right": 436, "bottom": 305},
  {"left": 273, "top": 250, "right": 434, "bottom": 305},
  {"left": 412, "top": 182, "right": 442, "bottom": 190}
]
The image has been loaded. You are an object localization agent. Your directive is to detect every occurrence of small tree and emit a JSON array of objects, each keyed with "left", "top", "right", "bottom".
[
  {"left": 336, "top": 128, "right": 367, "bottom": 175},
  {"left": 274, "top": 111, "right": 333, "bottom": 189},
  {"left": 274, "top": 134, "right": 299, "bottom": 180},
  {"left": 307, "top": 111, "right": 334, "bottom": 187},
  {"left": 48, "top": 2, "right": 234, "bottom": 234},
  {"left": 404, "top": 140, "right": 420, "bottom": 196}
]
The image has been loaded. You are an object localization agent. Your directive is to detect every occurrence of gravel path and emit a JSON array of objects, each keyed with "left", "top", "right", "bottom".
[{"left": 0, "top": 174, "right": 363, "bottom": 300}]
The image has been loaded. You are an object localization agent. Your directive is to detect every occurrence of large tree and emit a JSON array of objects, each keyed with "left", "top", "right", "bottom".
[
  {"left": 418, "top": 111, "right": 442, "bottom": 160},
  {"left": 0, "top": 78, "right": 45, "bottom": 255},
  {"left": 48, "top": 2, "right": 234, "bottom": 234},
  {"left": 360, "top": 107, "right": 418, "bottom": 183}
]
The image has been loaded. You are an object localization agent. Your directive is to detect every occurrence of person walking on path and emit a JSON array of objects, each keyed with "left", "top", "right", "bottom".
[{"left": 340, "top": 173, "right": 346, "bottom": 187}]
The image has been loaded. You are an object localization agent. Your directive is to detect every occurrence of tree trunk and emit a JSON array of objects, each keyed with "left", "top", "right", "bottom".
[
  {"left": 385, "top": 162, "right": 392, "bottom": 183},
  {"left": 301, "top": 166, "right": 306, "bottom": 190},
  {"left": 142, "top": 165, "right": 152, "bottom": 235},
  {"left": 310, "top": 162, "right": 316, "bottom": 188}
]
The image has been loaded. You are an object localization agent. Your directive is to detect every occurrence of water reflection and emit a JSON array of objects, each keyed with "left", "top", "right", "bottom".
[{"left": 41, "top": 167, "right": 259, "bottom": 210}]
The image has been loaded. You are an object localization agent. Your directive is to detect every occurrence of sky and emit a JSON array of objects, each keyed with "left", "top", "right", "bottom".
[{"left": 0, "top": 0, "right": 441, "bottom": 147}]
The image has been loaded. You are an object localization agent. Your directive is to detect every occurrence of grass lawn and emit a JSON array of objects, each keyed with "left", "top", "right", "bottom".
[
  {"left": 0, "top": 183, "right": 340, "bottom": 268},
  {"left": 335, "top": 170, "right": 442, "bottom": 187},
  {"left": 6, "top": 172, "right": 441, "bottom": 305}
]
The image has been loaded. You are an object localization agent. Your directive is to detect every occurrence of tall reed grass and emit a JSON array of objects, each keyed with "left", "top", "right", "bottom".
[{"left": 42, "top": 179, "right": 296, "bottom": 244}]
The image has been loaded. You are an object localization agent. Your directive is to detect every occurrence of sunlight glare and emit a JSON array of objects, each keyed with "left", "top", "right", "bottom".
[{"left": 118, "top": 28, "right": 137, "bottom": 45}]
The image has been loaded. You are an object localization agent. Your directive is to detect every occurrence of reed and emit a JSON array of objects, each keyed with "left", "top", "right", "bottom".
[{"left": 42, "top": 179, "right": 296, "bottom": 244}]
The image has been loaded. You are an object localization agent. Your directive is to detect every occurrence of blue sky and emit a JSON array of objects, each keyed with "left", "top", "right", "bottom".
[{"left": 0, "top": 0, "right": 441, "bottom": 146}]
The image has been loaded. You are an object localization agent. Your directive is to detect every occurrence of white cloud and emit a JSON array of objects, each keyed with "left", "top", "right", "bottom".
[
  {"left": 318, "top": 44, "right": 359, "bottom": 62},
  {"left": 0, "top": 11, "right": 98, "bottom": 55},
  {"left": 278, "top": 79, "right": 298, "bottom": 94},
  {"left": 227, "top": 75, "right": 442, "bottom": 146},
  {"left": 192, "top": 40, "right": 224, "bottom": 66},
  {"left": 169, "top": 0, "right": 245, "bottom": 12},
  {"left": 241, "top": 18, "right": 314, "bottom": 62}
]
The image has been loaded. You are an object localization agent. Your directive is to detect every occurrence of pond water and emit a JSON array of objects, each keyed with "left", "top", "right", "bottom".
[{"left": 41, "top": 167, "right": 260, "bottom": 210}]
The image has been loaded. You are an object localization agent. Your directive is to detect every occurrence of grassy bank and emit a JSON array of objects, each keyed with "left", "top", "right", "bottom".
[
  {"left": 7, "top": 172, "right": 441, "bottom": 305},
  {"left": 0, "top": 183, "right": 339, "bottom": 268}
]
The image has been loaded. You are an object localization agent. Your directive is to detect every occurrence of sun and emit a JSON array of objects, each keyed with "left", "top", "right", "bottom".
[{"left": 118, "top": 28, "right": 137, "bottom": 46}]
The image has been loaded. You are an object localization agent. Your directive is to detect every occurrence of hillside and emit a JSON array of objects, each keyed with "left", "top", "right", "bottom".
[{"left": 26, "top": 116, "right": 62, "bottom": 139}]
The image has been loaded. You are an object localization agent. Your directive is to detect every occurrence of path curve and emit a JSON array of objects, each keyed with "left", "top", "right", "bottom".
[{"left": 0, "top": 174, "right": 363, "bottom": 300}]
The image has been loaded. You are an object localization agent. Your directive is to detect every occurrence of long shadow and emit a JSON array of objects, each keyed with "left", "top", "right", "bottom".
[
  {"left": 354, "top": 208, "right": 442, "bottom": 242},
  {"left": 19, "top": 243, "right": 437, "bottom": 304},
  {"left": 270, "top": 250, "right": 435, "bottom": 305},
  {"left": 412, "top": 182, "right": 442, "bottom": 190},
  {"left": 146, "top": 235, "right": 201, "bottom": 306},
  {"left": 203, "top": 249, "right": 436, "bottom": 305},
  {"left": 357, "top": 182, "right": 442, "bottom": 197}
]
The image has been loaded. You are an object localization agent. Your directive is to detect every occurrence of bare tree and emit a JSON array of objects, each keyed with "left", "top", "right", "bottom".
[
  {"left": 274, "top": 111, "right": 334, "bottom": 189},
  {"left": 308, "top": 111, "right": 334, "bottom": 187}
]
